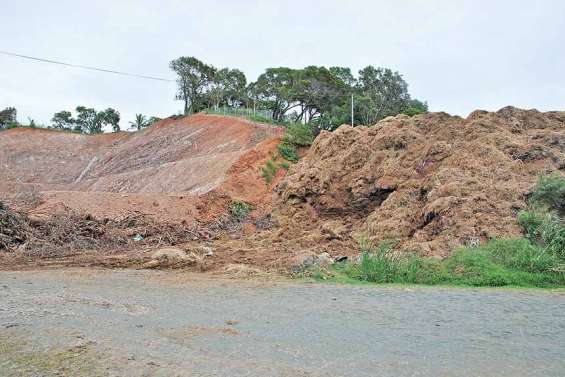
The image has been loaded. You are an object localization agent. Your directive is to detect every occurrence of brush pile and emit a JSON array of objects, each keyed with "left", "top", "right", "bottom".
[{"left": 0, "top": 201, "right": 204, "bottom": 257}]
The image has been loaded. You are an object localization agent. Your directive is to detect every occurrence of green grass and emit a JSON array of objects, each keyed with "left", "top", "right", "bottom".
[{"left": 323, "top": 239, "right": 565, "bottom": 288}]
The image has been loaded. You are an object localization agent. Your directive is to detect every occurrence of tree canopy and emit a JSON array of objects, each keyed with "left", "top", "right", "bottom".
[
  {"left": 50, "top": 106, "right": 121, "bottom": 134},
  {"left": 170, "top": 56, "right": 216, "bottom": 114},
  {"left": 0, "top": 107, "right": 17, "bottom": 129},
  {"left": 169, "top": 56, "right": 428, "bottom": 129}
]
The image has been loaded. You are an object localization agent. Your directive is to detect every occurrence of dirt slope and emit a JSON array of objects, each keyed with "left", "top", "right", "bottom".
[
  {"left": 275, "top": 107, "right": 565, "bottom": 258},
  {"left": 2, "top": 107, "right": 564, "bottom": 270},
  {"left": 0, "top": 114, "right": 283, "bottom": 222}
]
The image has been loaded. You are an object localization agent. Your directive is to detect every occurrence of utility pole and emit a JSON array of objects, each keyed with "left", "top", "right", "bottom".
[{"left": 351, "top": 93, "right": 354, "bottom": 127}]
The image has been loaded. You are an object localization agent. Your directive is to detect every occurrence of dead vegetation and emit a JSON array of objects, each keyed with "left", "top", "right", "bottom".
[
  {"left": 276, "top": 107, "right": 565, "bottom": 258},
  {"left": 0, "top": 200, "right": 250, "bottom": 259}
]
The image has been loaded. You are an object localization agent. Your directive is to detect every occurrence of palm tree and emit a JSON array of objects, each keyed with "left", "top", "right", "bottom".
[{"left": 129, "top": 114, "right": 148, "bottom": 130}]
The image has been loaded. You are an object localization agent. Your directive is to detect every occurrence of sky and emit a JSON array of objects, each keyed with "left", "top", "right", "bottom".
[{"left": 1, "top": 0, "right": 564, "bottom": 129}]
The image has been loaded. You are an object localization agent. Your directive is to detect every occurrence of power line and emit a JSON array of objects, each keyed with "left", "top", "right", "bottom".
[{"left": 0, "top": 50, "right": 175, "bottom": 82}]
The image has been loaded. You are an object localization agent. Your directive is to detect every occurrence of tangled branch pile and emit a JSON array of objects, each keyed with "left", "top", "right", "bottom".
[
  {"left": 0, "top": 197, "right": 256, "bottom": 258},
  {"left": 0, "top": 202, "right": 202, "bottom": 257},
  {"left": 0, "top": 202, "right": 31, "bottom": 251}
]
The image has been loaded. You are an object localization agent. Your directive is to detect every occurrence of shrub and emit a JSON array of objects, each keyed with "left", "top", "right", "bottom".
[
  {"left": 284, "top": 122, "right": 314, "bottom": 147},
  {"left": 538, "top": 214, "right": 565, "bottom": 258},
  {"left": 518, "top": 211, "right": 564, "bottom": 259},
  {"left": 470, "top": 238, "right": 558, "bottom": 273},
  {"left": 530, "top": 174, "right": 565, "bottom": 215},
  {"left": 518, "top": 210, "right": 545, "bottom": 241},
  {"left": 230, "top": 200, "right": 252, "bottom": 221},
  {"left": 330, "top": 238, "right": 565, "bottom": 287},
  {"left": 277, "top": 142, "right": 299, "bottom": 162},
  {"left": 261, "top": 159, "right": 278, "bottom": 183},
  {"left": 403, "top": 107, "right": 426, "bottom": 117}
]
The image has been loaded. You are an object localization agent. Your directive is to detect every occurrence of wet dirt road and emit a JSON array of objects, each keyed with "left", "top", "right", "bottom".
[{"left": 1, "top": 268, "right": 564, "bottom": 377}]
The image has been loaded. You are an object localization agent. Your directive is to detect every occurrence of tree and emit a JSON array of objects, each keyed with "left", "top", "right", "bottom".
[
  {"left": 403, "top": 99, "right": 428, "bottom": 116},
  {"left": 129, "top": 114, "right": 149, "bottom": 130},
  {"left": 75, "top": 106, "right": 99, "bottom": 134},
  {"left": 249, "top": 67, "right": 300, "bottom": 121},
  {"left": 0, "top": 107, "right": 17, "bottom": 129},
  {"left": 61, "top": 106, "right": 121, "bottom": 134},
  {"left": 102, "top": 108, "right": 120, "bottom": 132},
  {"left": 358, "top": 66, "right": 410, "bottom": 123},
  {"left": 51, "top": 111, "right": 75, "bottom": 130},
  {"left": 170, "top": 56, "right": 216, "bottom": 114},
  {"left": 209, "top": 68, "right": 247, "bottom": 108},
  {"left": 329, "top": 66, "right": 356, "bottom": 87},
  {"left": 294, "top": 66, "right": 348, "bottom": 123}
]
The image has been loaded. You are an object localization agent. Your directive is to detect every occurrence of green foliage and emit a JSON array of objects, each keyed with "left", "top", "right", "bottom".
[
  {"left": 129, "top": 114, "right": 150, "bottom": 130},
  {"left": 209, "top": 68, "right": 247, "bottom": 108},
  {"left": 230, "top": 200, "right": 252, "bottom": 221},
  {"left": 530, "top": 174, "right": 565, "bottom": 216},
  {"left": 170, "top": 56, "right": 216, "bottom": 114},
  {"left": 283, "top": 122, "right": 314, "bottom": 147},
  {"left": 358, "top": 66, "right": 410, "bottom": 123},
  {"left": 517, "top": 210, "right": 564, "bottom": 257},
  {"left": 0, "top": 107, "right": 17, "bottom": 129},
  {"left": 277, "top": 142, "right": 299, "bottom": 162},
  {"left": 403, "top": 99, "right": 429, "bottom": 116},
  {"left": 26, "top": 118, "right": 38, "bottom": 128},
  {"left": 519, "top": 174, "right": 565, "bottom": 258},
  {"left": 518, "top": 210, "right": 545, "bottom": 240},
  {"left": 279, "top": 161, "right": 290, "bottom": 170},
  {"left": 51, "top": 110, "right": 74, "bottom": 130},
  {"left": 170, "top": 56, "right": 428, "bottom": 130},
  {"left": 332, "top": 239, "right": 565, "bottom": 287},
  {"left": 51, "top": 107, "right": 120, "bottom": 134},
  {"left": 102, "top": 108, "right": 120, "bottom": 132},
  {"left": 261, "top": 159, "right": 279, "bottom": 184}
]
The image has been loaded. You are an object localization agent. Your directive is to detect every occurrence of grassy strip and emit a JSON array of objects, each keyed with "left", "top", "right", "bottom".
[{"left": 322, "top": 239, "right": 564, "bottom": 288}]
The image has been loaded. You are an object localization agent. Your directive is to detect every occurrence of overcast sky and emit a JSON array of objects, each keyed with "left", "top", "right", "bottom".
[{"left": 1, "top": 0, "right": 564, "bottom": 129}]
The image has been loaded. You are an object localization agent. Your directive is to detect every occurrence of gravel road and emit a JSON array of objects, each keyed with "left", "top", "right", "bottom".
[{"left": 1, "top": 268, "right": 564, "bottom": 377}]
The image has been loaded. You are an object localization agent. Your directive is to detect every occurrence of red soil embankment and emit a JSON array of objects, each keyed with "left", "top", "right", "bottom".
[{"left": 0, "top": 114, "right": 284, "bottom": 223}]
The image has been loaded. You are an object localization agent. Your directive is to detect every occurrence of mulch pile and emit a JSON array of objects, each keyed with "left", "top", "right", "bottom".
[{"left": 275, "top": 106, "right": 565, "bottom": 257}]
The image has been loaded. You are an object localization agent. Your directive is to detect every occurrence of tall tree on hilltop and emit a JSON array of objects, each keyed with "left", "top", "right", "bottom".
[
  {"left": 358, "top": 66, "right": 410, "bottom": 123},
  {"left": 51, "top": 110, "right": 74, "bottom": 130},
  {"left": 170, "top": 56, "right": 216, "bottom": 114},
  {"left": 209, "top": 68, "right": 247, "bottom": 108},
  {"left": 248, "top": 67, "right": 300, "bottom": 121},
  {"left": 0, "top": 107, "right": 17, "bottom": 128},
  {"left": 102, "top": 108, "right": 121, "bottom": 132}
]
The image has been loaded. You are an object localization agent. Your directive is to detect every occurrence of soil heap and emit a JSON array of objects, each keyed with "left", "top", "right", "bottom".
[{"left": 276, "top": 107, "right": 565, "bottom": 257}]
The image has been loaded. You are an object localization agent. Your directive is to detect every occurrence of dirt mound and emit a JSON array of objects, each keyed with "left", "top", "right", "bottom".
[
  {"left": 276, "top": 107, "right": 565, "bottom": 257},
  {"left": 0, "top": 114, "right": 283, "bottom": 222}
]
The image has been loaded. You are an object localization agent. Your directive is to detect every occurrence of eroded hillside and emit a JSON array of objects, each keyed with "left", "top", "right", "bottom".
[{"left": 0, "top": 114, "right": 283, "bottom": 222}]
